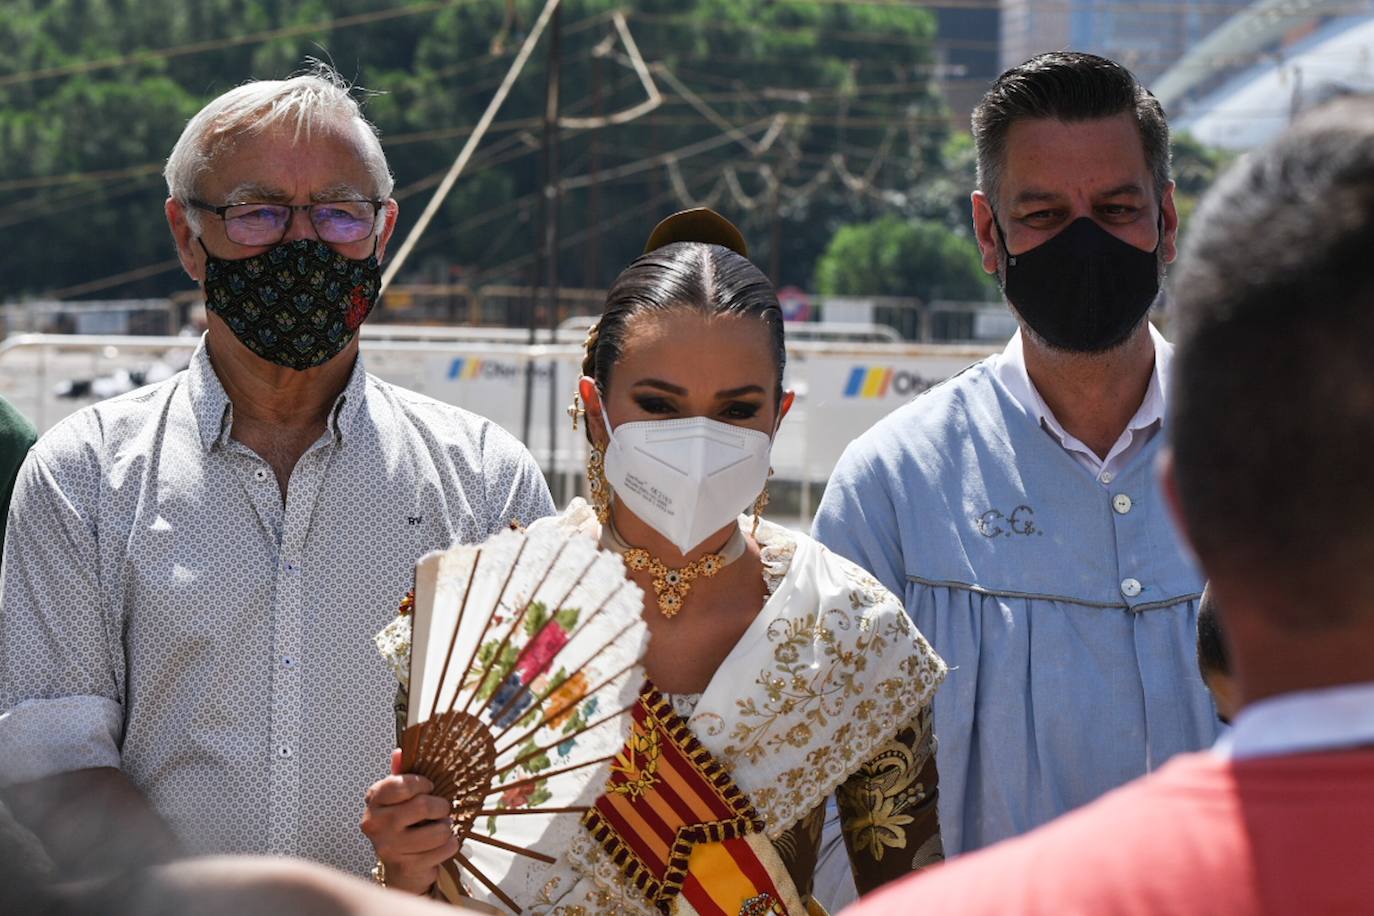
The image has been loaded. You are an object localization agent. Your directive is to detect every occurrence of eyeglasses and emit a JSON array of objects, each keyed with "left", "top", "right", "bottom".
[{"left": 187, "top": 199, "right": 383, "bottom": 246}]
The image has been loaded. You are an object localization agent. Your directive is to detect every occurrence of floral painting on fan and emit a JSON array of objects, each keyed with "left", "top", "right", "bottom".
[{"left": 374, "top": 525, "right": 647, "bottom": 912}]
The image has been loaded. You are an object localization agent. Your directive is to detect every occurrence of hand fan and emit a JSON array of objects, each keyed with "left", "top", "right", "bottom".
[{"left": 374, "top": 524, "right": 647, "bottom": 913}]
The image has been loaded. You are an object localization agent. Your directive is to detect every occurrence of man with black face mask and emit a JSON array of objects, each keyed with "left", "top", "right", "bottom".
[
  {"left": 0, "top": 65, "right": 554, "bottom": 880},
  {"left": 812, "top": 52, "right": 1218, "bottom": 897}
]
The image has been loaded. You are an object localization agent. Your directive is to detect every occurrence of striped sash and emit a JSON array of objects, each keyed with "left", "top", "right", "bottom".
[{"left": 581, "top": 688, "right": 804, "bottom": 915}]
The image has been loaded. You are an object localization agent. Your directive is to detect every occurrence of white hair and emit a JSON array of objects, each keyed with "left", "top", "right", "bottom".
[{"left": 165, "top": 63, "right": 393, "bottom": 229}]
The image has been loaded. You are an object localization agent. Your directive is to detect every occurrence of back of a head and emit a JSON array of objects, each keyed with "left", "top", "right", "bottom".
[
  {"left": 971, "top": 51, "right": 1171, "bottom": 209},
  {"left": 1170, "top": 95, "right": 1374, "bottom": 631}
]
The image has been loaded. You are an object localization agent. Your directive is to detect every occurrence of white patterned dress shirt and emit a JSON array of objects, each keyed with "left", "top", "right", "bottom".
[{"left": 0, "top": 338, "right": 555, "bottom": 875}]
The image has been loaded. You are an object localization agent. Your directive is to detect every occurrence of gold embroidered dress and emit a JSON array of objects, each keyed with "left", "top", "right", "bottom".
[{"left": 529, "top": 501, "right": 948, "bottom": 915}]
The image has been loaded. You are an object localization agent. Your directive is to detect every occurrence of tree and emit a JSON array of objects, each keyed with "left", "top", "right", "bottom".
[
  {"left": 0, "top": 0, "right": 951, "bottom": 303},
  {"left": 1171, "top": 130, "right": 1235, "bottom": 241},
  {"left": 813, "top": 215, "right": 994, "bottom": 302}
]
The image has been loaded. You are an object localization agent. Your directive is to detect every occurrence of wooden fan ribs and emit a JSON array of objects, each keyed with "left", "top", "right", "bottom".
[
  {"left": 472, "top": 551, "right": 600, "bottom": 727},
  {"left": 494, "top": 655, "right": 643, "bottom": 757},
  {"left": 394, "top": 525, "right": 649, "bottom": 915},
  {"left": 453, "top": 849, "right": 523, "bottom": 913},
  {"left": 405, "top": 711, "right": 498, "bottom": 837},
  {"left": 445, "top": 540, "right": 526, "bottom": 722},
  {"left": 410, "top": 547, "right": 486, "bottom": 776},
  {"left": 462, "top": 540, "right": 577, "bottom": 722},
  {"left": 497, "top": 702, "right": 641, "bottom": 778},
  {"left": 485, "top": 577, "right": 632, "bottom": 738}
]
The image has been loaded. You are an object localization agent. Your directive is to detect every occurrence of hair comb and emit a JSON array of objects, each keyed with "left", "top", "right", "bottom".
[{"left": 643, "top": 207, "right": 749, "bottom": 257}]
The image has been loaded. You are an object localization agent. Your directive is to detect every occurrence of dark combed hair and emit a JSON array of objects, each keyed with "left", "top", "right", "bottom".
[
  {"left": 581, "top": 241, "right": 785, "bottom": 439},
  {"left": 1170, "top": 95, "right": 1374, "bottom": 630},
  {"left": 972, "top": 51, "right": 1171, "bottom": 212},
  {"left": 1196, "top": 586, "right": 1230, "bottom": 677}
]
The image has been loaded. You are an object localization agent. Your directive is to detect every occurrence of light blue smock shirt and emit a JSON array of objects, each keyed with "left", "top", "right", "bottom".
[{"left": 812, "top": 355, "right": 1220, "bottom": 857}]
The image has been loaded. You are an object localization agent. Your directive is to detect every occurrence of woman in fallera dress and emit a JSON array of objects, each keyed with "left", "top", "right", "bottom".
[{"left": 366, "top": 209, "right": 948, "bottom": 915}]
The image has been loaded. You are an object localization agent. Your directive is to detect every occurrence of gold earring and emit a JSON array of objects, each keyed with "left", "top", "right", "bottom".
[
  {"left": 587, "top": 446, "right": 611, "bottom": 524},
  {"left": 567, "top": 394, "right": 585, "bottom": 431},
  {"left": 750, "top": 468, "right": 774, "bottom": 538}
]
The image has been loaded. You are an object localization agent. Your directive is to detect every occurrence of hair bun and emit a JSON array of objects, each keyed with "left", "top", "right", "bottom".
[{"left": 643, "top": 207, "right": 749, "bottom": 257}]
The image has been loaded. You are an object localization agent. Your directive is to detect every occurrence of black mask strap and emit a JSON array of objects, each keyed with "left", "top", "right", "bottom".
[{"left": 990, "top": 215, "right": 1017, "bottom": 267}]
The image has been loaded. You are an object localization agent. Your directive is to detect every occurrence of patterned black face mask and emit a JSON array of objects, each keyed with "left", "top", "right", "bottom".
[{"left": 200, "top": 238, "right": 381, "bottom": 371}]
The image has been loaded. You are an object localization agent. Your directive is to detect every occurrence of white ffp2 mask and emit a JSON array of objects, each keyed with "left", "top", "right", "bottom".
[{"left": 601, "top": 412, "right": 772, "bottom": 555}]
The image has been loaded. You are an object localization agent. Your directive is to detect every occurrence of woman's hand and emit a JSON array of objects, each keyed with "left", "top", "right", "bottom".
[{"left": 361, "top": 749, "right": 460, "bottom": 895}]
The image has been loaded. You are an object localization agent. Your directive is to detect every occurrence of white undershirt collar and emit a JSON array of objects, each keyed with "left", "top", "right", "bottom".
[
  {"left": 994, "top": 323, "right": 1171, "bottom": 482},
  {"left": 1213, "top": 681, "right": 1374, "bottom": 760}
]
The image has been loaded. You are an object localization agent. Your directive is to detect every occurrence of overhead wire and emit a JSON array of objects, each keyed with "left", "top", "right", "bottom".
[
  {"left": 559, "top": 115, "right": 783, "bottom": 192},
  {"left": 382, "top": 1, "right": 675, "bottom": 289},
  {"left": 43, "top": 260, "right": 184, "bottom": 300},
  {"left": 20, "top": 0, "right": 1302, "bottom": 300},
  {"left": 557, "top": 11, "right": 662, "bottom": 130},
  {"left": 0, "top": 173, "right": 163, "bottom": 230},
  {"left": 476, "top": 172, "right": 733, "bottom": 283},
  {"left": 380, "top": 0, "right": 562, "bottom": 292},
  {"left": 20, "top": 18, "right": 656, "bottom": 296},
  {"left": 0, "top": 0, "right": 493, "bottom": 89}
]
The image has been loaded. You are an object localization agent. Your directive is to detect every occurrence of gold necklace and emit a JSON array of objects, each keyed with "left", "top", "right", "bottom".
[
  {"left": 623, "top": 547, "right": 724, "bottom": 618},
  {"left": 604, "top": 520, "right": 746, "bottom": 618}
]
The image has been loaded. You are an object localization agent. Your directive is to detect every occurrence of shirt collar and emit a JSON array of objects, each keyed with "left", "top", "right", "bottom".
[
  {"left": 187, "top": 337, "right": 233, "bottom": 452},
  {"left": 187, "top": 335, "right": 369, "bottom": 453},
  {"left": 330, "top": 350, "right": 369, "bottom": 444},
  {"left": 994, "top": 323, "right": 1172, "bottom": 456},
  {"left": 1213, "top": 681, "right": 1374, "bottom": 760}
]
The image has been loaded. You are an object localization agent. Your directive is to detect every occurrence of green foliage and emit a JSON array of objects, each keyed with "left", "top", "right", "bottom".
[
  {"left": 814, "top": 215, "right": 994, "bottom": 302},
  {"left": 517, "top": 736, "right": 552, "bottom": 774},
  {"left": 473, "top": 638, "right": 520, "bottom": 701},
  {"left": 1171, "top": 130, "right": 1237, "bottom": 243},
  {"left": 523, "top": 601, "right": 550, "bottom": 636},
  {"left": 0, "top": 0, "right": 958, "bottom": 302},
  {"left": 522, "top": 601, "right": 581, "bottom": 636}
]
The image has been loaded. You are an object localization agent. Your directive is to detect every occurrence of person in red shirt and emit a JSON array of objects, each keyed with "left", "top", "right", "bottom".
[{"left": 843, "top": 92, "right": 1374, "bottom": 916}]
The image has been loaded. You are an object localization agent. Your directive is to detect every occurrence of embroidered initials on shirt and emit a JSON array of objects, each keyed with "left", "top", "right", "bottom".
[{"left": 974, "top": 505, "right": 1043, "bottom": 538}]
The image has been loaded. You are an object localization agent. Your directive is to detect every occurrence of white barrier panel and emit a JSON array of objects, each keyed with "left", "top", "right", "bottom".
[
  {"left": 790, "top": 346, "right": 992, "bottom": 480},
  {"left": 0, "top": 334, "right": 999, "bottom": 498}
]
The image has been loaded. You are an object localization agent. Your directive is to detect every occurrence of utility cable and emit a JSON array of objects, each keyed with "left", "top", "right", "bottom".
[
  {"left": 44, "top": 260, "right": 183, "bottom": 300},
  {"left": 381, "top": 0, "right": 562, "bottom": 293},
  {"left": 0, "top": 0, "right": 484, "bottom": 89},
  {"left": 557, "top": 12, "right": 662, "bottom": 129},
  {"left": 558, "top": 115, "right": 782, "bottom": 192}
]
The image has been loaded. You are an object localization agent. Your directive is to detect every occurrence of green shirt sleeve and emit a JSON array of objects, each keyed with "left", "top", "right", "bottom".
[{"left": 0, "top": 396, "right": 39, "bottom": 547}]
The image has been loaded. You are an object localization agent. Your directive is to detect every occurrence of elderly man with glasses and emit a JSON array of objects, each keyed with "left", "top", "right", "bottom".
[{"left": 0, "top": 67, "right": 554, "bottom": 879}]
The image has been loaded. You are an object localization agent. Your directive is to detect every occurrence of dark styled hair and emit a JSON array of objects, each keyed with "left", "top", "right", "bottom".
[
  {"left": 581, "top": 241, "right": 785, "bottom": 440},
  {"left": 1170, "top": 96, "right": 1374, "bottom": 630},
  {"left": 972, "top": 52, "right": 1171, "bottom": 212},
  {"left": 1196, "top": 586, "right": 1229, "bottom": 677}
]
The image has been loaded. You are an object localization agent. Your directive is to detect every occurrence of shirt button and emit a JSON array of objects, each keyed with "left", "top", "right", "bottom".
[
  {"left": 1121, "top": 577, "right": 1143, "bottom": 598},
  {"left": 282, "top": 656, "right": 296, "bottom": 668},
  {"left": 1113, "top": 494, "right": 1133, "bottom": 515},
  {"left": 278, "top": 745, "right": 293, "bottom": 758},
  {"left": 254, "top": 468, "right": 269, "bottom": 482},
  {"left": 1099, "top": 471, "right": 1115, "bottom": 484}
]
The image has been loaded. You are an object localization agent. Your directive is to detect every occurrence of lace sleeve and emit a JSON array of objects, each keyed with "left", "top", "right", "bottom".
[{"left": 835, "top": 704, "right": 944, "bottom": 895}]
